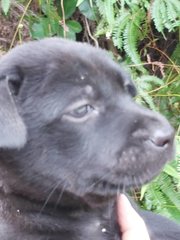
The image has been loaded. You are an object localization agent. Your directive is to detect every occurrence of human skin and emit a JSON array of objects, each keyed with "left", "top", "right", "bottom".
[{"left": 117, "top": 194, "right": 151, "bottom": 240}]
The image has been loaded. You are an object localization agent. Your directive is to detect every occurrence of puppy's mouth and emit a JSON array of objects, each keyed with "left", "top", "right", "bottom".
[
  {"left": 78, "top": 179, "right": 138, "bottom": 207},
  {"left": 81, "top": 177, "right": 134, "bottom": 207},
  {"left": 79, "top": 163, "right": 165, "bottom": 207},
  {"left": 69, "top": 137, "right": 175, "bottom": 209}
]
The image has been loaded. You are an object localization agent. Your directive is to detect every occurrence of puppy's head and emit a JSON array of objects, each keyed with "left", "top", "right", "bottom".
[{"left": 0, "top": 38, "right": 175, "bottom": 204}]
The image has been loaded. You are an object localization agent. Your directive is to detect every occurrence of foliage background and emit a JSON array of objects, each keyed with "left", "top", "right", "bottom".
[{"left": 0, "top": 0, "right": 180, "bottom": 223}]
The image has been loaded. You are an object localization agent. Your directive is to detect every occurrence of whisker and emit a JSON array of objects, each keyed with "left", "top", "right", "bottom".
[
  {"left": 39, "top": 181, "right": 60, "bottom": 214},
  {"left": 54, "top": 182, "right": 67, "bottom": 210},
  {"left": 86, "top": 170, "right": 114, "bottom": 192}
]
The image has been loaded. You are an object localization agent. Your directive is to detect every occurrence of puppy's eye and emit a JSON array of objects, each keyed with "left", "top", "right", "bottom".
[
  {"left": 70, "top": 105, "right": 94, "bottom": 118},
  {"left": 62, "top": 102, "right": 98, "bottom": 122}
]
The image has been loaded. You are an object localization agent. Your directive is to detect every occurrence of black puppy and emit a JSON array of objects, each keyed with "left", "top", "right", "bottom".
[{"left": 0, "top": 38, "right": 179, "bottom": 240}]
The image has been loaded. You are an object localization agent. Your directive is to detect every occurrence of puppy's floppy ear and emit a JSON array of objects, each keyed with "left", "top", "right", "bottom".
[{"left": 0, "top": 71, "right": 27, "bottom": 149}]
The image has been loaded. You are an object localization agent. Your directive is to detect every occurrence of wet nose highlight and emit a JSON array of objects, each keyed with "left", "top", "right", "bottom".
[{"left": 150, "top": 127, "right": 174, "bottom": 147}]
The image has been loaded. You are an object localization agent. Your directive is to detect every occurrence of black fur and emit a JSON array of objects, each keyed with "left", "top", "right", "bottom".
[{"left": 0, "top": 38, "right": 179, "bottom": 240}]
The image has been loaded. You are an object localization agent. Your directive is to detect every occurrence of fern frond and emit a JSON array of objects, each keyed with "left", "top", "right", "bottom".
[
  {"left": 159, "top": 0, "right": 172, "bottom": 30},
  {"left": 136, "top": 80, "right": 152, "bottom": 92},
  {"left": 112, "top": 12, "right": 130, "bottom": 50},
  {"left": 140, "top": 0, "right": 150, "bottom": 10},
  {"left": 151, "top": 0, "right": 164, "bottom": 33},
  {"left": 158, "top": 173, "right": 180, "bottom": 210},
  {"left": 142, "top": 170, "right": 180, "bottom": 222},
  {"left": 119, "top": 0, "right": 125, "bottom": 14},
  {"left": 95, "top": 0, "right": 106, "bottom": 18},
  {"left": 123, "top": 22, "right": 139, "bottom": 63},
  {"left": 166, "top": 1, "right": 178, "bottom": 23},
  {"left": 95, "top": 18, "right": 109, "bottom": 36},
  {"left": 152, "top": 0, "right": 180, "bottom": 33},
  {"left": 123, "top": 10, "right": 146, "bottom": 72},
  {"left": 104, "top": 0, "right": 116, "bottom": 27},
  {"left": 141, "top": 136, "right": 180, "bottom": 222},
  {"left": 95, "top": 0, "right": 116, "bottom": 35},
  {"left": 125, "top": 0, "right": 139, "bottom": 7},
  {"left": 163, "top": 164, "right": 180, "bottom": 181},
  {"left": 137, "top": 89, "right": 157, "bottom": 110},
  {"left": 137, "top": 75, "right": 163, "bottom": 86},
  {"left": 169, "top": 0, "right": 180, "bottom": 14},
  {"left": 171, "top": 21, "right": 180, "bottom": 30},
  {"left": 142, "top": 181, "right": 167, "bottom": 210},
  {"left": 135, "top": 75, "right": 163, "bottom": 110}
]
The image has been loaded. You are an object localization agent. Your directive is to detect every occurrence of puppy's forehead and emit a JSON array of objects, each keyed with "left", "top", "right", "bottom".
[
  {"left": 0, "top": 38, "right": 132, "bottom": 97},
  {"left": 47, "top": 57, "right": 132, "bottom": 103},
  {"left": 53, "top": 50, "right": 129, "bottom": 86}
]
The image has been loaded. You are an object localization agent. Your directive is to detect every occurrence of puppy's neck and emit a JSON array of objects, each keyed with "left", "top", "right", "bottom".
[{"left": 0, "top": 190, "right": 118, "bottom": 239}]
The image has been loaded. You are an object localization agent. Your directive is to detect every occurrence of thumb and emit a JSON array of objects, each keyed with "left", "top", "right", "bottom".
[{"left": 117, "top": 194, "right": 150, "bottom": 240}]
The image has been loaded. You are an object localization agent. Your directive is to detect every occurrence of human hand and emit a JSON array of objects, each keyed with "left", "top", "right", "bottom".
[{"left": 117, "top": 194, "right": 150, "bottom": 240}]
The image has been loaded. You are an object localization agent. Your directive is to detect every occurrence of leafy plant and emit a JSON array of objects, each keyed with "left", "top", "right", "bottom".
[
  {"left": 30, "top": 0, "right": 82, "bottom": 40},
  {"left": 135, "top": 75, "right": 163, "bottom": 110},
  {"left": 94, "top": 0, "right": 180, "bottom": 70},
  {"left": 140, "top": 137, "right": 180, "bottom": 223},
  {"left": 93, "top": 0, "right": 180, "bottom": 222},
  {"left": 152, "top": 0, "right": 180, "bottom": 33}
]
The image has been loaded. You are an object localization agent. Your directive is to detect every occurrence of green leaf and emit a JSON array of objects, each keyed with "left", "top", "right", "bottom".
[
  {"left": 1, "top": 0, "right": 10, "bottom": 15},
  {"left": 112, "top": 12, "right": 130, "bottom": 50},
  {"left": 151, "top": 0, "right": 164, "bottom": 33},
  {"left": 169, "top": 0, "right": 180, "bottom": 15},
  {"left": 31, "top": 19, "right": 49, "bottom": 39},
  {"left": 163, "top": 164, "right": 180, "bottom": 180},
  {"left": 31, "top": 17, "right": 63, "bottom": 39},
  {"left": 166, "top": 1, "right": 178, "bottom": 22},
  {"left": 43, "top": 4, "right": 60, "bottom": 22},
  {"left": 123, "top": 11, "right": 146, "bottom": 73},
  {"left": 104, "top": 0, "right": 115, "bottom": 27},
  {"left": 59, "top": 0, "right": 78, "bottom": 19},
  {"left": 67, "top": 20, "right": 82, "bottom": 33},
  {"left": 140, "top": 184, "right": 149, "bottom": 200},
  {"left": 77, "top": 0, "right": 85, "bottom": 6},
  {"left": 95, "top": 18, "right": 108, "bottom": 36},
  {"left": 95, "top": 0, "right": 116, "bottom": 33},
  {"left": 79, "top": 0, "right": 96, "bottom": 20}
]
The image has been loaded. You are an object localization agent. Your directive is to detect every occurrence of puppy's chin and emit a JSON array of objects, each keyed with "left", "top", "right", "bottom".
[{"left": 73, "top": 166, "right": 162, "bottom": 206}]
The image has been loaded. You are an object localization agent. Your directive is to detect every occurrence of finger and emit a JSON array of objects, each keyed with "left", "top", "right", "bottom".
[{"left": 117, "top": 194, "right": 150, "bottom": 240}]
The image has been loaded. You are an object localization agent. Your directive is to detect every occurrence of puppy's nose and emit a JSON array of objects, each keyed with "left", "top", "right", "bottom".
[{"left": 149, "top": 127, "right": 175, "bottom": 147}]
